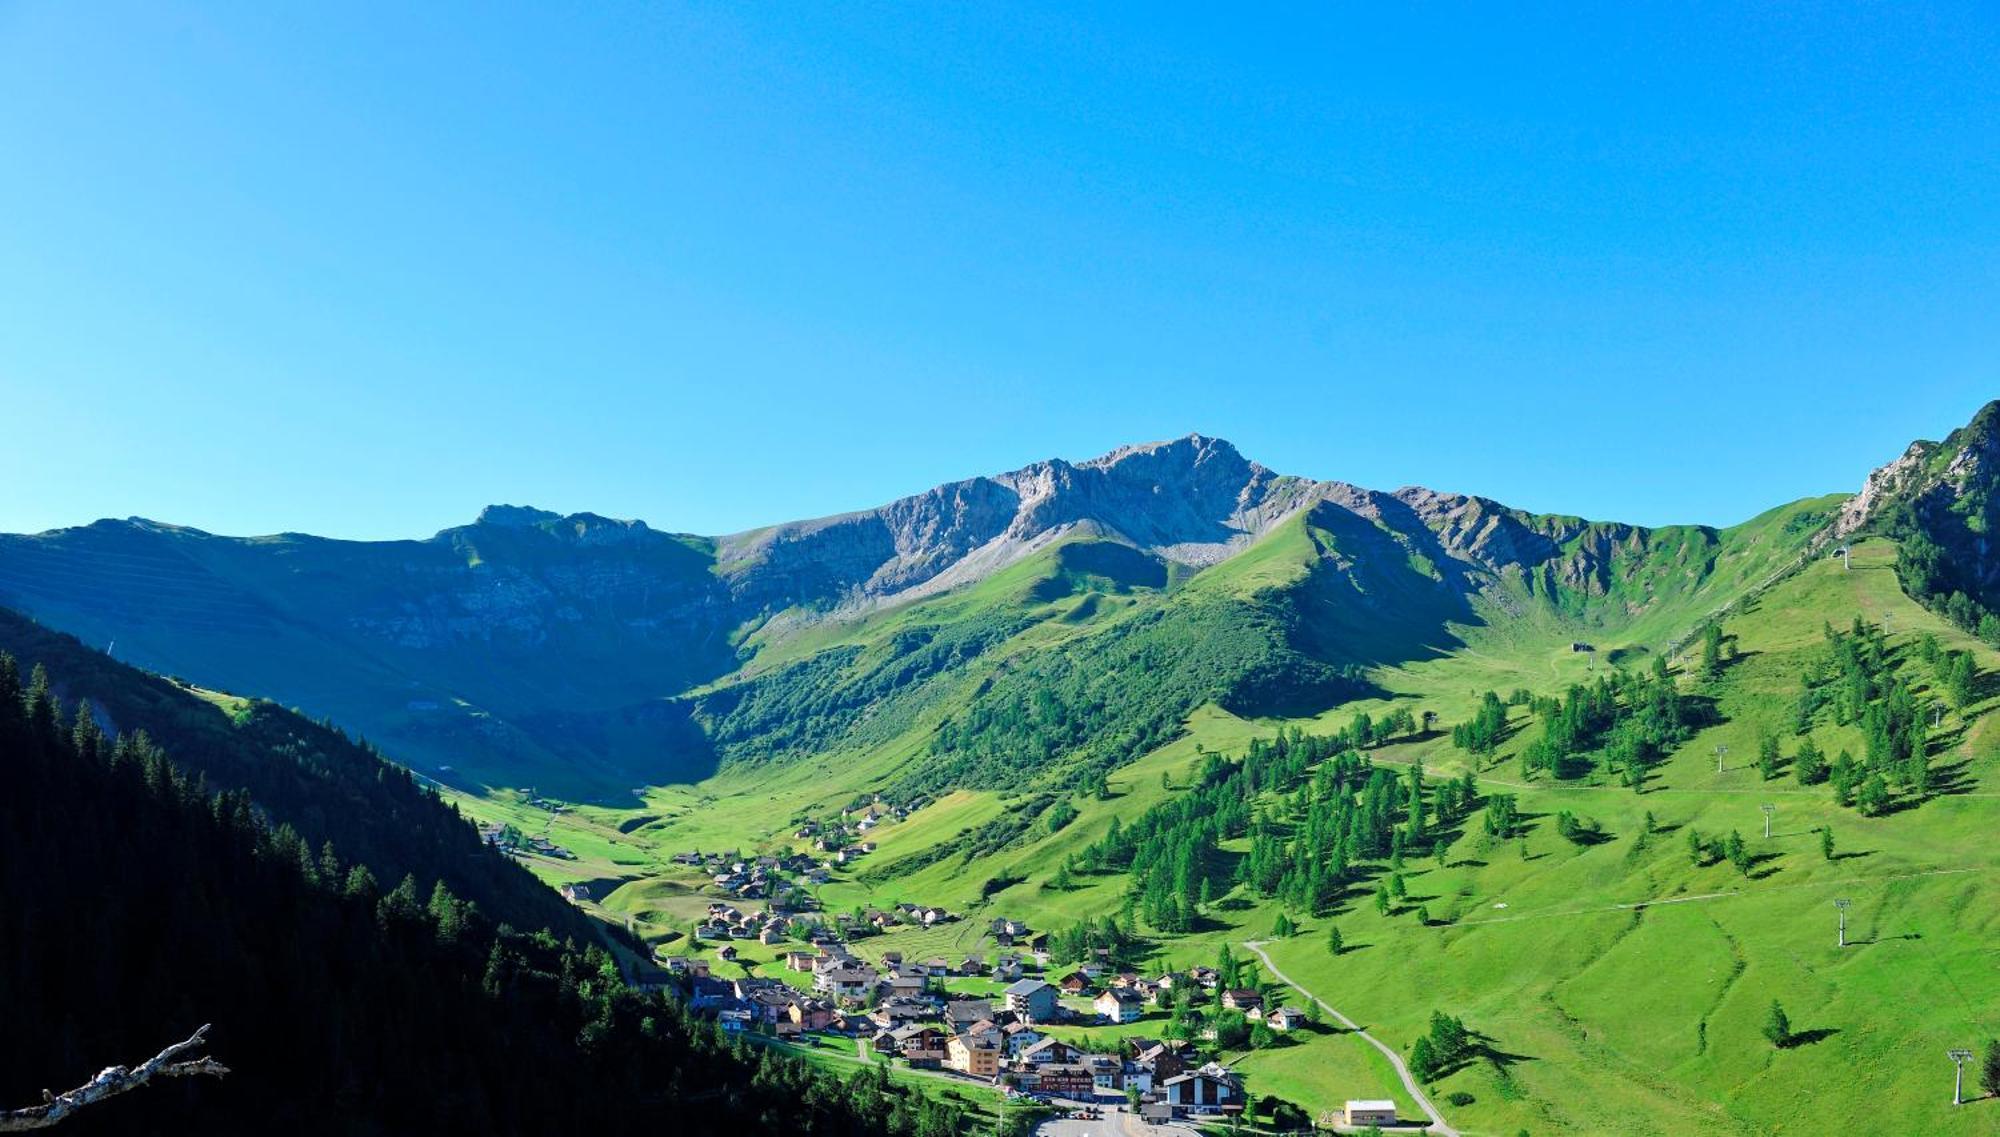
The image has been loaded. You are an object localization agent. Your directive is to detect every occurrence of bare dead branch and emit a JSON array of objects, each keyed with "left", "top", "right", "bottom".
[{"left": 0, "top": 1025, "right": 228, "bottom": 1131}]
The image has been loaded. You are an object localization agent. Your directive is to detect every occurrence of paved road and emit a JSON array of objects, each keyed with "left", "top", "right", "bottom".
[
  {"left": 1035, "top": 1105, "right": 1199, "bottom": 1137},
  {"left": 1240, "top": 941, "right": 1459, "bottom": 1137}
]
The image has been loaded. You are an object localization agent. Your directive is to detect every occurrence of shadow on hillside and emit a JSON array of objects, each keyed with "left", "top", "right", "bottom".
[
  {"left": 1970, "top": 662, "right": 2000, "bottom": 705},
  {"left": 1850, "top": 931, "right": 1922, "bottom": 947},
  {"left": 1705, "top": 647, "right": 1761, "bottom": 679},
  {"left": 1426, "top": 1030, "right": 1537, "bottom": 1080},
  {"left": 1782, "top": 1027, "right": 1840, "bottom": 1048},
  {"left": 1564, "top": 826, "right": 1616, "bottom": 848},
  {"left": 1746, "top": 853, "right": 1784, "bottom": 881},
  {"left": 1295, "top": 1019, "right": 1350, "bottom": 1039},
  {"left": 1931, "top": 758, "right": 1980, "bottom": 797}
]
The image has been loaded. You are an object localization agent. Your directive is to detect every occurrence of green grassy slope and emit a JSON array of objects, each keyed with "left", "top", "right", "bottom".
[
  {"left": 462, "top": 532, "right": 2000, "bottom": 1135},
  {"left": 1238, "top": 538, "right": 2000, "bottom": 1135}
]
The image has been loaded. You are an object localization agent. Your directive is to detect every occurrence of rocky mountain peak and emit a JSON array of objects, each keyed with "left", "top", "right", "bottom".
[{"left": 1835, "top": 399, "right": 2000, "bottom": 538}]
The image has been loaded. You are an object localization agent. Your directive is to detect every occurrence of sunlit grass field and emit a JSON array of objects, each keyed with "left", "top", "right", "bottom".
[{"left": 454, "top": 537, "right": 2000, "bottom": 1134}]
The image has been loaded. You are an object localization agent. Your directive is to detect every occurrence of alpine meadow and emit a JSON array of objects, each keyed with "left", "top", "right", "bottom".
[{"left": 3, "top": 6, "right": 1997, "bottom": 1136}]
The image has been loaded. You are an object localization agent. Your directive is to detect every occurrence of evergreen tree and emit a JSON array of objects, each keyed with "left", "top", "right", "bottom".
[
  {"left": 1857, "top": 773, "right": 1891, "bottom": 816},
  {"left": 1700, "top": 622, "right": 1724, "bottom": 679},
  {"left": 1725, "top": 830, "right": 1750, "bottom": 876},
  {"left": 1981, "top": 1038, "right": 2000, "bottom": 1099},
  {"left": 1326, "top": 925, "right": 1344, "bottom": 956},
  {"left": 1409, "top": 1036, "right": 1438, "bottom": 1082},
  {"left": 344, "top": 862, "right": 380, "bottom": 901},
  {"left": 1793, "top": 737, "right": 1827, "bottom": 785},
  {"left": 1820, "top": 827, "right": 1835, "bottom": 862},
  {"left": 1763, "top": 1001, "right": 1792, "bottom": 1049}
]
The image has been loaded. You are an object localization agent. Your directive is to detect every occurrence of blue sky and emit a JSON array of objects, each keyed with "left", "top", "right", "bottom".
[{"left": 1, "top": 3, "right": 1994, "bottom": 539}]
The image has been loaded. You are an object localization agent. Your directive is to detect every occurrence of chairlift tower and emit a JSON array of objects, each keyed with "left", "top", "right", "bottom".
[
  {"left": 1760, "top": 803, "right": 1775, "bottom": 839},
  {"left": 1714, "top": 744, "right": 1729, "bottom": 775},
  {"left": 1835, "top": 544, "right": 1851, "bottom": 570},
  {"left": 1949, "top": 1049, "right": 1975, "bottom": 1105},
  {"left": 1834, "top": 898, "right": 1850, "bottom": 948}
]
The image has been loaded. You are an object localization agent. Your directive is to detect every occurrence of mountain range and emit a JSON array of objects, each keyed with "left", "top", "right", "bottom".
[{"left": 3, "top": 409, "right": 1993, "bottom": 798}]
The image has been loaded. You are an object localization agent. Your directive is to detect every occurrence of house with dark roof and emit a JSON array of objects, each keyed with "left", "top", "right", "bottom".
[
  {"left": 1003, "top": 977, "right": 1059, "bottom": 1023},
  {"left": 1161, "top": 1064, "right": 1243, "bottom": 1116},
  {"left": 1094, "top": 987, "right": 1144, "bottom": 1024}
]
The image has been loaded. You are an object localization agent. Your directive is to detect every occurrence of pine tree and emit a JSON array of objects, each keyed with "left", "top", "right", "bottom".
[
  {"left": 1725, "top": 830, "right": 1750, "bottom": 876},
  {"left": 344, "top": 862, "right": 380, "bottom": 901},
  {"left": 1326, "top": 925, "right": 1344, "bottom": 956},
  {"left": 1820, "top": 827, "right": 1835, "bottom": 862},
  {"left": 1409, "top": 1035, "right": 1438, "bottom": 1081},
  {"left": 1981, "top": 1038, "right": 2000, "bottom": 1098},
  {"left": 1700, "top": 622, "right": 1724, "bottom": 679},
  {"left": 1858, "top": 773, "right": 1891, "bottom": 816},
  {"left": 1763, "top": 1000, "right": 1791, "bottom": 1049},
  {"left": 1794, "top": 737, "right": 1827, "bottom": 785}
]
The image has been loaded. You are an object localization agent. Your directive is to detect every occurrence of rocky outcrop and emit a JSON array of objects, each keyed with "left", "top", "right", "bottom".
[
  {"left": 1837, "top": 401, "right": 2000, "bottom": 539},
  {"left": 1834, "top": 441, "right": 1936, "bottom": 537}
]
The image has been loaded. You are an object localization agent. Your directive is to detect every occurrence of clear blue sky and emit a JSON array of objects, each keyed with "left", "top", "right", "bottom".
[{"left": 1, "top": 4, "right": 1994, "bottom": 539}]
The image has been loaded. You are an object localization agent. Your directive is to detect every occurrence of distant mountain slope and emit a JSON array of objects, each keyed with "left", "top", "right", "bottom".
[
  {"left": 0, "top": 429, "right": 1862, "bottom": 795},
  {"left": 0, "top": 606, "right": 592, "bottom": 942}
]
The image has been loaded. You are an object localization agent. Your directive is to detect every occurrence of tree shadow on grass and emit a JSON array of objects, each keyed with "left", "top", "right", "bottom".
[
  {"left": 1850, "top": 931, "right": 1922, "bottom": 947},
  {"left": 1428, "top": 1031, "right": 1537, "bottom": 1079},
  {"left": 1876, "top": 793, "right": 1932, "bottom": 818},
  {"left": 1746, "top": 853, "right": 1785, "bottom": 881},
  {"left": 1782, "top": 1027, "right": 1840, "bottom": 1048},
  {"left": 1931, "top": 758, "right": 1980, "bottom": 797}
]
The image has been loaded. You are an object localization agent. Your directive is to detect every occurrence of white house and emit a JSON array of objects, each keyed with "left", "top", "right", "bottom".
[
  {"left": 1344, "top": 1101, "right": 1398, "bottom": 1127},
  {"left": 1094, "top": 987, "right": 1144, "bottom": 1024}
]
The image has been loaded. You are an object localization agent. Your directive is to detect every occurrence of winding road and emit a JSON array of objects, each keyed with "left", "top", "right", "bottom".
[{"left": 1240, "top": 941, "right": 1459, "bottom": 1137}]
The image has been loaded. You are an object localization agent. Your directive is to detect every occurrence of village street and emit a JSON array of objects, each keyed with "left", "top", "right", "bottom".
[{"left": 1034, "top": 1105, "right": 1201, "bottom": 1137}]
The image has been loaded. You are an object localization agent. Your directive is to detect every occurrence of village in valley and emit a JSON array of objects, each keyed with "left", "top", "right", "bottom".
[
  {"left": 503, "top": 793, "right": 1364, "bottom": 1132},
  {"left": 464, "top": 777, "right": 1425, "bottom": 1135},
  {"left": 663, "top": 904, "right": 1267, "bottom": 1127}
]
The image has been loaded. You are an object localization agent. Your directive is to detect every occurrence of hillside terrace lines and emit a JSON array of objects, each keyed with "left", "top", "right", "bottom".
[
  {"left": 1362, "top": 746, "right": 2000, "bottom": 799},
  {"left": 1445, "top": 865, "right": 1989, "bottom": 928}
]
